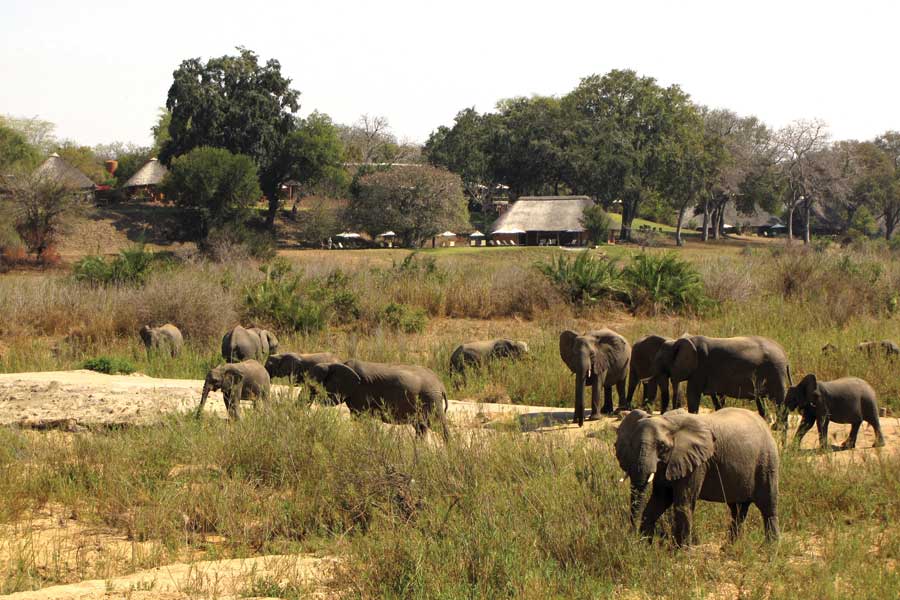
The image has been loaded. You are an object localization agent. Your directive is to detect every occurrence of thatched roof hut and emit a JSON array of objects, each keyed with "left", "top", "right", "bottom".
[
  {"left": 490, "top": 196, "right": 593, "bottom": 246},
  {"left": 33, "top": 153, "right": 95, "bottom": 189},
  {"left": 123, "top": 158, "right": 168, "bottom": 188}
]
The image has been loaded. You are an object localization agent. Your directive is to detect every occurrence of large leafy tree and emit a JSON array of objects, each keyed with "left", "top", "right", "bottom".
[
  {"left": 426, "top": 108, "right": 503, "bottom": 229},
  {"left": 161, "top": 146, "right": 262, "bottom": 237},
  {"left": 279, "top": 111, "right": 347, "bottom": 198},
  {"left": 0, "top": 122, "right": 41, "bottom": 171},
  {"left": 347, "top": 166, "right": 469, "bottom": 247},
  {"left": 774, "top": 119, "right": 830, "bottom": 243},
  {"left": 566, "top": 70, "right": 696, "bottom": 241},
  {"left": 874, "top": 131, "right": 900, "bottom": 239},
  {"left": 160, "top": 48, "right": 300, "bottom": 228}
]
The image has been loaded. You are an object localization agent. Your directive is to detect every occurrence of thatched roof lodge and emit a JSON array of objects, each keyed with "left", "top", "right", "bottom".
[
  {"left": 124, "top": 158, "right": 168, "bottom": 188},
  {"left": 490, "top": 195, "right": 593, "bottom": 246},
  {"left": 33, "top": 153, "right": 95, "bottom": 190}
]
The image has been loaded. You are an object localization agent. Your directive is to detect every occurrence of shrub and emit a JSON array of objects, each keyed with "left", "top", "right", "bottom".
[
  {"left": 203, "top": 223, "right": 276, "bottom": 262},
  {"left": 81, "top": 356, "right": 136, "bottom": 375},
  {"left": 622, "top": 252, "right": 708, "bottom": 315},
  {"left": 378, "top": 302, "right": 427, "bottom": 334},
  {"left": 537, "top": 251, "right": 626, "bottom": 306},
  {"left": 580, "top": 205, "right": 613, "bottom": 245},
  {"left": 72, "top": 245, "right": 163, "bottom": 287}
]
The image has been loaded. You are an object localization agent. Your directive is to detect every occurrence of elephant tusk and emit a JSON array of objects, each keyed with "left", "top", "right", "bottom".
[{"left": 647, "top": 472, "right": 655, "bottom": 484}]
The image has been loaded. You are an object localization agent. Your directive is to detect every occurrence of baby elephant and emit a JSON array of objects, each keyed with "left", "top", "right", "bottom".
[
  {"left": 265, "top": 352, "right": 341, "bottom": 383},
  {"left": 197, "top": 360, "right": 271, "bottom": 419},
  {"left": 786, "top": 374, "right": 885, "bottom": 449},
  {"left": 450, "top": 339, "right": 529, "bottom": 373},
  {"left": 310, "top": 359, "right": 450, "bottom": 440},
  {"left": 139, "top": 324, "right": 183, "bottom": 357}
]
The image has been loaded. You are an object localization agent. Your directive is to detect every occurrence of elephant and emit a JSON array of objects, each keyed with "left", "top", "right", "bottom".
[
  {"left": 615, "top": 407, "right": 779, "bottom": 546},
  {"left": 197, "top": 360, "right": 270, "bottom": 419},
  {"left": 309, "top": 359, "right": 450, "bottom": 440},
  {"left": 625, "top": 334, "right": 679, "bottom": 412},
  {"left": 857, "top": 340, "right": 900, "bottom": 358},
  {"left": 265, "top": 352, "right": 341, "bottom": 383},
  {"left": 559, "top": 329, "right": 631, "bottom": 426},
  {"left": 450, "top": 339, "right": 529, "bottom": 373},
  {"left": 651, "top": 335, "right": 792, "bottom": 421},
  {"left": 139, "top": 324, "right": 183, "bottom": 357},
  {"left": 221, "top": 325, "right": 279, "bottom": 363},
  {"left": 785, "top": 374, "right": 885, "bottom": 449}
]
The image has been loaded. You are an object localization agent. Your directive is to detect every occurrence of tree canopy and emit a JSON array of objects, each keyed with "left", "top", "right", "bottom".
[{"left": 160, "top": 48, "right": 301, "bottom": 227}]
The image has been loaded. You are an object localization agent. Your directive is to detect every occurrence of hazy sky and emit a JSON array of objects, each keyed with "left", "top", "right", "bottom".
[{"left": 2, "top": 0, "right": 898, "bottom": 148}]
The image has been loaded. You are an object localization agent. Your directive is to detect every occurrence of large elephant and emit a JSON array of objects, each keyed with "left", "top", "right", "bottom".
[
  {"left": 616, "top": 408, "right": 779, "bottom": 546},
  {"left": 265, "top": 352, "right": 341, "bottom": 383},
  {"left": 197, "top": 360, "right": 270, "bottom": 419},
  {"left": 651, "top": 335, "right": 792, "bottom": 420},
  {"left": 309, "top": 359, "right": 450, "bottom": 440},
  {"left": 450, "top": 339, "right": 529, "bottom": 373},
  {"left": 786, "top": 374, "right": 885, "bottom": 449},
  {"left": 625, "top": 334, "right": 678, "bottom": 412},
  {"left": 139, "top": 324, "right": 183, "bottom": 357},
  {"left": 221, "top": 325, "right": 279, "bottom": 363},
  {"left": 559, "top": 329, "right": 631, "bottom": 426}
]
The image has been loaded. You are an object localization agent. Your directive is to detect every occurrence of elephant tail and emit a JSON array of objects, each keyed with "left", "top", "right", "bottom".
[
  {"left": 440, "top": 391, "right": 451, "bottom": 443},
  {"left": 442, "top": 390, "right": 449, "bottom": 413},
  {"left": 786, "top": 363, "right": 793, "bottom": 387}
]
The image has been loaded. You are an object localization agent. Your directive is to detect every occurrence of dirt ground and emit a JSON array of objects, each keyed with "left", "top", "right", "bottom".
[{"left": 1, "top": 370, "right": 897, "bottom": 598}]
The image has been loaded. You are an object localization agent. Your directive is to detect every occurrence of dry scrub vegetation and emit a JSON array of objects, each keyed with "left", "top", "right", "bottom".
[{"left": 2, "top": 241, "right": 900, "bottom": 597}]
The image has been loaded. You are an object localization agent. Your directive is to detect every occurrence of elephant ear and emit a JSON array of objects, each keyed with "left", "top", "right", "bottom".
[
  {"left": 328, "top": 363, "right": 363, "bottom": 395},
  {"left": 802, "top": 374, "right": 820, "bottom": 407},
  {"left": 670, "top": 337, "right": 698, "bottom": 382},
  {"left": 615, "top": 409, "right": 650, "bottom": 471},
  {"left": 265, "top": 331, "right": 279, "bottom": 353},
  {"left": 661, "top": 412, "right": 715, "bottom": 481},
  {"left": 559, "top": 330, "right": 580, "bottom": 374}
]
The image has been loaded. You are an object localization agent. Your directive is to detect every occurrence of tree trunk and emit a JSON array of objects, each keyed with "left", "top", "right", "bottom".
[
  {"left": 803, "top": 199, "right": 811, "bottom": 244},
  {"left": 701, "top": 196, "right": 710, "bottom": 242},
  {"left": 675, "top": 205, "right": 686, "bottom": 247},
  {"left": 787, "top": 204, "right": 795, "bottom": 244},
  {"left": 711, "top": 205, "right": 720, "bottom": 240},
  {"left": 620, "top": 201, "right": 632, "bottom": 242},
  {"left": 885, "top": 208, "right": 897, "bottom": 240},
  {"left": 264, "top": 181, "right": 279, "bottom": 231}
]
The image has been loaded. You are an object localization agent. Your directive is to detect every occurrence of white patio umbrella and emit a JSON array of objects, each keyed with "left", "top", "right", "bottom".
[
  {"left": 492, "top": 228, "right": 526, "bottom": 235},
  {"left": 469, "top": 230, "right": 485, "bottom": 237},
  {"left": 439, "top": 230, "right": 457, "bottom": 237},
  {"left": 378, "top": 231, "right": 396, "bottom": 237},
  {"left": 336, "top": 232, "right": 361, "bottom": 238}
]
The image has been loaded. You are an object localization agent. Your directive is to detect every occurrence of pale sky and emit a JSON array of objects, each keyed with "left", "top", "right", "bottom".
[{"left": 2, "top": 0, "right": 898, "bottom": 148}]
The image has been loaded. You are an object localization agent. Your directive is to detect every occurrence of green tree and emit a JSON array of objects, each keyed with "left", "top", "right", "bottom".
[
  {"left": 161, "top": 147, "right": 262, "bottom": 237},
  {"left": 93, "top": 142, "right": 153, "bottom": 187},
  {"left": 151, "top": 108, "right": 171, "bottom": 155},
  {"left": 580, "top": 204, "right": 613, "bottom": 244},
  {"left": 347, "top": 166, "right": 469, "bottom": 247},
  {"left": 566, "top": 70, "right": 696, "bottom": 241},
  {"left": 160, "top": 48, "right": 300, "bottom": 228},
  {"left": 1, "top": 115, "right": 56, "bottom": 153},
  {"left": 279, "top": 111, "right": 347, "bottom": 198},
  {"left": 0, "top": 122, "right": 41, "bottom": 171},
  {"left": 426, "top": 108, "right": 503, "bottom": 229}
]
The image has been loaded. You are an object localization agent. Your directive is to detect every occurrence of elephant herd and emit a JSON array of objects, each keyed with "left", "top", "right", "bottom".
[{"left": 138, "top": 322, "right": 893, "bottom": 547}]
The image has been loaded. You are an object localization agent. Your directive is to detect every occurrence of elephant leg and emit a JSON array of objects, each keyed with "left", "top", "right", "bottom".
[
  {"left": 817, "top": 416, "right": 830, "bottom": 450},
  {"left": 600, "top": 385, "right": 613, "bottom": 414},
  {"left": 756, "top": 496, "right": 780, "bottom": 542},
  {"left": 871, "top": 417, "right": 886, "bottom": 448},
  {"left": 793, "top": 413, "right": 815, "bottom": 447},
  {"left": 615, "top": 379, "right": 627, "bottom": 412},
  {"left": 625, "top": 370, "right": 639, "bottom": 409},
  {"left": 644, "top": 380, "right": 659, "bottom": 412},
  {"left": 686, "top": 380, "right": 702, "bottom": 414},
  {"left": 712, "top": 394, "right": 725, "bottom": 411},
  {"left": 672, "top": 469, "right": 705, "bottom": 547},
  {"left": 670, "top": 382, "right": 681, "bottom": 410},
  {"left": 727, "top": 502, "right": 751, "bottom": 542},
  {"left": 639, "top": 486, "right": 673, "bottom": 540},
  {"left": 842, "top": 421, "right": 861, "bottom": 450}
]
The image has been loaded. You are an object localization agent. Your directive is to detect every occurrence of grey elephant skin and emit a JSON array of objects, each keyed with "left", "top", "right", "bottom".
[
  {"left": 616, "top": 408, "right": 779, "bottom": 546},
  {"left": 626, "top": 334, "right": 678, "bottom": 411},
  {"left": 139, "top": 324, "right": 183, "bottom": 357},
  {"left": 197, "top": 360, "right": 271, "bottom": 419},
  {"left": 310, "top": 359, "right": 450, "bottom": 440},
  {"left": 265, "top": 352, "right": 341, "bottom": 383},
  {"left": 450, "top": 339, "right": 529, "bottom": 373},
  {"left": 652, "top": 335, "right": 792, "bottom": 419},
  {"left": 857, "top": 340, "right": 900, "bottom": 357},
  {"left": 559, "top": 329, "right": 631, "bottom": 426},
  {"left": 786, "top": 375, "right": 885, "bottom": 449},
  {"left": 221, "top": 325, "right": 279, "bottom": 362}
]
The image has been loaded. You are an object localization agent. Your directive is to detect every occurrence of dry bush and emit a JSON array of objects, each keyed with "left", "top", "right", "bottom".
[{"left": 695, "top": 256, "right": 758, "bottom": 304}]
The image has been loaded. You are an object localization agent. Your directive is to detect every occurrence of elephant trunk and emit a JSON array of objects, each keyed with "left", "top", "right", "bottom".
[
  {"left": 629, "top": 481, "right": 648, "bottom": 527},
  {"left": 197, "top": 379, "right": 211, "bottom": 418},
  {"left": 574, "top": 374, "right": 586, "bottom": 427}
]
